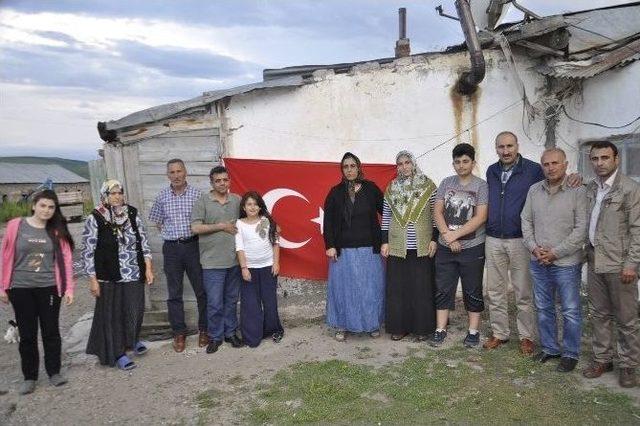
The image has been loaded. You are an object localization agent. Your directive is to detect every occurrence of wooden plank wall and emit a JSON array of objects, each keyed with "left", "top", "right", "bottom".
[
  {"left": 87, "top": 159, "right": 106, "bottom": 206},
  {"left": 137, "top": 127, "right": 221, "bottom": 308}
]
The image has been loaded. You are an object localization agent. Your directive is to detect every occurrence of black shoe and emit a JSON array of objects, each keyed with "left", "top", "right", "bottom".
[
  {"left": 206, "top": 340, "right": 222, "bottom": 354},
  {"left": 556, "top": 357, "right": 578, "bottom": 373},
  {"left": 428, "top": 330, "right": 447, "bottom": 347},
  {"left": 272, "top": 332, "right": 283, "bottom": 343},
  {"left": 224, "top": 334, "right": 244, "bottom": 348},
  {"left": 463, "top": 331, "right": 480, "bottom": 348},
  {"left": 533, "top": 352, "right": 561, "bottom": 363}
]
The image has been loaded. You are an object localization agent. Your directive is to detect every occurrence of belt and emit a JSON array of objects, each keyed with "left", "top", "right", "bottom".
[{"left": 165, "top": 235, "right": 199, "bottom": 244}]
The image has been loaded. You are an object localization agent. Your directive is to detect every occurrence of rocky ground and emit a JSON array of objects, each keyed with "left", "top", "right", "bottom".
[{"left": 0, "top": 222, "right": 638, "bottom": 425}]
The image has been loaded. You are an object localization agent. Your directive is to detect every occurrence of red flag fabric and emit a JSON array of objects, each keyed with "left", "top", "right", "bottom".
[{"left": 225, "top": 158, "right": 396, "bottom": 280}]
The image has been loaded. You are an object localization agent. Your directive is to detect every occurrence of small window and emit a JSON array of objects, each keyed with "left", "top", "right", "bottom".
[{"left": 578, "top": 133, "right": 640, "bottom": 182}]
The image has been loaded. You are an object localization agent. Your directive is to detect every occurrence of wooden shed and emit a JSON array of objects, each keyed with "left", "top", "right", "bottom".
[{"left": 96, "top": 77, "right": 304, "bottom": 332}]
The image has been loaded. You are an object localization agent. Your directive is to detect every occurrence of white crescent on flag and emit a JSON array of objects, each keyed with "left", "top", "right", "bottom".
[{"left": 263, "top": 188, "right": 313, "bottom": 249}]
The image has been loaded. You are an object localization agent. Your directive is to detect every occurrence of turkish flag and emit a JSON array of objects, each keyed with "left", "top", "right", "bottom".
[{"left": 224, "top": 158, "right": 396, "bottom": 280}]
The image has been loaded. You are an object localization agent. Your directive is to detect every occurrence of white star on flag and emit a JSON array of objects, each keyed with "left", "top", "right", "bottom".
[{"left": 311, "top": 207, "right": 324, "bottom": 234}]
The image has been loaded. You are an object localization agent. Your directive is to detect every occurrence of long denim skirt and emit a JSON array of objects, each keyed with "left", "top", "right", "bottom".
[{"left": 326, "top": 247, "right": 384, "bottom": 333}]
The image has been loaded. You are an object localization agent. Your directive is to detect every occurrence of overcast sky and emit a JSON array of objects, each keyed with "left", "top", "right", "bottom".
[{"left": 0, "top": 0, "right": 630, "bottom": 160}]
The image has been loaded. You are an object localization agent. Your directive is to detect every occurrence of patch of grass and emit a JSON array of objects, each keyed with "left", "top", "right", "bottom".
[
  {"left": 196, "top": 388, "right": 225, "bottom": 410},
  {"left": 354, "top": 345, "right": 375, "bottom": 360},
  {"left": 248, "top": 347, "right": 640, "bottom": 424},
  {"left": 0, "top": 201, "right": 30, "bottom": 223},
  {"left": 227, "top": 375, "right": 245, "bottom": 386},
  {"left": 83, "top": 200, "right": 94, "bottom": 216}
]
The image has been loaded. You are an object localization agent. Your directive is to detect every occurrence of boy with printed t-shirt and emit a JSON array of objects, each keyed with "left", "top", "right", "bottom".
[{"left": 429, "top": 143, "right": 489, "bottom": 348}]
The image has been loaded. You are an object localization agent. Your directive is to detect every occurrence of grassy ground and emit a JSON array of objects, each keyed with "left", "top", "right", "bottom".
[
  {"left": 83, "top": 200, "right": 94, "bottom": 216},
  {"left": 187, "top": 297, "right": 639, "bottom": 425},
  {"left": 247, "top": 345, "right": 639, "bottom": 424},
  {"left": 0, "top": 200, "right": 93, "bottom": 223},
  {"left": 0, "top": 201, "right": 30, "bottom": 223}
]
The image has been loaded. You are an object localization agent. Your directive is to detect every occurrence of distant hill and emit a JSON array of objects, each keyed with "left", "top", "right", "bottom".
[{"left": 0, "top": 157, "right": 89, "bottom": 179}]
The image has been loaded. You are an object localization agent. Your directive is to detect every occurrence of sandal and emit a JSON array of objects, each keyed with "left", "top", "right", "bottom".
[
  {"left": 134, "top": 341, "right": 148, "bottom": 356},
  {"left": 334, "top": 331, "right": 346, "bottom": 342},
  {"left": 116, "top": 355, "right": 137, "bottom": 371},
  {"left": 272, "top": 332, "right": 283, "bottom": 343}
]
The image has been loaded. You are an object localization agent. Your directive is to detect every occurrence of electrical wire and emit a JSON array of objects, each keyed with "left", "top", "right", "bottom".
[
  {"left": 559, "top": 104, "right": 640, "bottom": 129},
  {"left": 567, "top": 23, "right": 640, "bottom": 56},
  {"left": 414, "top": 98, "right": 523, "bottom": 160},
  {"left": 241, "top": 124, "right": 451, "bottom": 142}
]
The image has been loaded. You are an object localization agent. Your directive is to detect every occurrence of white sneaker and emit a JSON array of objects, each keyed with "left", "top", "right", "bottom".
[{"left": 19, "top": 380, "right": 36, "bottom": 395}]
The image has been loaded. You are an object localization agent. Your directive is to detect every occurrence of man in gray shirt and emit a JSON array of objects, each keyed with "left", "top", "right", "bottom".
[
  {"left": 521, "top": 148, "right": 587, "bottom": 373},
  {"left": 430, "top": 143, "right": 488, "bottom": 349},
  {"left": 191, "top": 165, "right": 243, "bottom": 354}
]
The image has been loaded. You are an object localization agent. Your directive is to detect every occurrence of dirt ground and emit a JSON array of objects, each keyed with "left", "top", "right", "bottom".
[{"left": 0, "top": 222, "right": 639, "bottom": 425}]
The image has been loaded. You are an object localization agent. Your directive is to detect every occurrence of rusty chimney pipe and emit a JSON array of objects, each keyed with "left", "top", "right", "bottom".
[
  {"left": 399, "top": 7, "right": 407, "bottom": 39},
  {"left": 395, "top": 7, "right": 411, "bottom": 58},
  {"left": 454, "top": 0, "right": 485, "bottom": 94}
]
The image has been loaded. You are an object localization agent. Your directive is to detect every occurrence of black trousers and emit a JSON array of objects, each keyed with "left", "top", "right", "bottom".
[
  {"left": 435, "top": 243, "right": 485, "bottom": 312},
  {"left": 8, "top": 286, "right": 62, "bottom": 380},
  {"left": 163, "top": 240, "right": 207, "bottom": 334}
]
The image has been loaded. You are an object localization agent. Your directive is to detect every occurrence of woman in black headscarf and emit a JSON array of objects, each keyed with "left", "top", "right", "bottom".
[{"left": 323, "top": 152, "right": 385, "bottom": 341}]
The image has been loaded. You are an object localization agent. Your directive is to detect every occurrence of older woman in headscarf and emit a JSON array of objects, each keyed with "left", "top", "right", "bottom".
[
  {"left": 82, "top": 179, "right": 154, "bottom": 370},
  {"left": 381, "top": 151, "right": 438, "bottom": 341},
  {"left": 323, "top": 152, "right": 385, "bottom": 341}
]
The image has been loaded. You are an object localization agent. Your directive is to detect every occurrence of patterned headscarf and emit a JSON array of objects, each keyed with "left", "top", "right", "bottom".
[
  {"left": 96, "top": 179, "right": 130, "bottom": 236},
  {"left": 384, "top": 150, "right": 436, "bottom": 227}
]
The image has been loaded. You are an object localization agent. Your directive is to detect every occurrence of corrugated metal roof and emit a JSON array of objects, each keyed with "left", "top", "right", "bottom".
[
  {"left": 103, "top": 75, "right": 305, "bottom": 132},
  {"left": 562, "top": 4, "right": 640, "bottom": 54},
  {"left": 0, "top": 163, "right": 88, "bottom": 184},
  {"left": 536, "top": 38, "right": 640, "bottom": 78}
]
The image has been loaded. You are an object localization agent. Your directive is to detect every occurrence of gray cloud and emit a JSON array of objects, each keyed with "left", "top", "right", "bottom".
[
  {"left": 115, "top": 41, "right": 260, "bottom": 79},
  {"left": 0, "top": 0, "right": 625, "bottom": 160},
  {"left": 2, "top": 0, "right": 458, "bottom": 44},
  {"left": 32, "top": 30, "right": 80, "bottom": 46},
  {"left": 0, "top": 40, "right": 258, "bottom": 98}
]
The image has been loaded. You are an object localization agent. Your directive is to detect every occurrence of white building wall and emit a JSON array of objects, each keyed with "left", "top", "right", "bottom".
[{"left": 225, "top": 50, "right": 554, "bottom": 183}]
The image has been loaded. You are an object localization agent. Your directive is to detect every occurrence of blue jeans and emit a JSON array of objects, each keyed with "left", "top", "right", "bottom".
[
  {"left": 202, "top": 266, "right": 241, "bottom": 342},
  {"left": 530, "top": 261, "right": 582, "bottom": 359}
]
